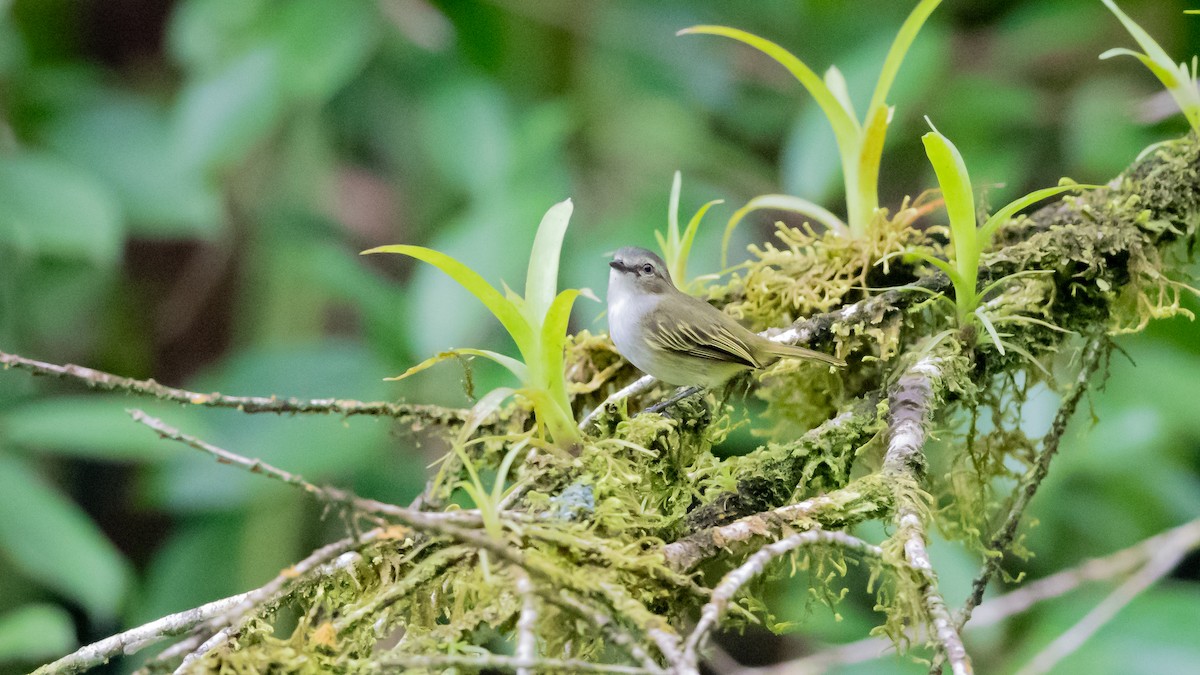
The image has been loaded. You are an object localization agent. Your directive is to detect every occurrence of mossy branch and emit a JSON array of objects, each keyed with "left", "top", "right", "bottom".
[{"left": 22, "top": 134, "right": 1200, "bottom": 674}]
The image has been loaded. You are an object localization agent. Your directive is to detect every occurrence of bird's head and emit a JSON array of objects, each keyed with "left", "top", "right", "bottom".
[{"left": 608, "top": 247, "right": 675, "bottom": 296}]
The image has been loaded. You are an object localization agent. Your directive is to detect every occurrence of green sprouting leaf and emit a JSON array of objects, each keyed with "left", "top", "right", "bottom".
[
  {"left": 539, "top": 289, "right": 587, "bottom": 406},
  {"left": 523, "top": 199, "right": 574, "bottom": 326},
  {"left": 675, "top": 199, "right": 724, "bottom": 287},
  {"left": 386, "top": 348, "right": 529, "bottom": 384},
  {"left": 868, "top": 0, "right": 943, "bottom": 114},
  {"left": 0, "top": 152, "right": 123, "bottom": 264},
  {"left": 666, "top": 170, "right": 682, "bottom": 252},
  {"left": 857, "top": 103, "right": 892, "bottom": 217},
  {"left": 456, "top": 387, "right": 516, "bottom": 446},
  {"left": 0, "top": 604, "right": 76, "bottom": 663},
  {"left": 908, "top": 250, "right": 961, "bottom": 286},
  {"left": 1100, "top": 0, "right": 1200, "bottom": 133},
  {"left": 978, "top": 183, "right": 1097, "bottom": 243},
  {"left": 722, "top": 194, "right": 847, "bottom": 268},
  {"left": 363, "top": 244, "right": 535, "bottom": 357},
  {"left": 823, "top": 66, "right": 857, "bottom": 121},
  {"left": 1099, "top": 48, "right": 1180, "bottom": 86},
  {"left": 921, "top": 129, "right": 977, "bottom": 272},
  {"left": 1101, "top": 0, "right": 1182, "bottom": 82},
  {"left": 680, "top": 26, "right": 859, "bottom": 150},
  {"left": 0, "top": 453, "right": 132, "bottom": 619}
]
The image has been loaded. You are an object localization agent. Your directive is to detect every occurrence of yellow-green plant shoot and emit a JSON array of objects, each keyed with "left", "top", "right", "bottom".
[
  {"left": 683, "top": 0, "right": 942, "bottom": 246},
  {"left": 363, "top": 199, "right": 590, "bottom": 450}
]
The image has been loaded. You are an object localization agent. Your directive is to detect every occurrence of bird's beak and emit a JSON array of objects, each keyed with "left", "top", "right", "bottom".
[{"left": 609, "top": 260, "right": 625, "bottom": 272}]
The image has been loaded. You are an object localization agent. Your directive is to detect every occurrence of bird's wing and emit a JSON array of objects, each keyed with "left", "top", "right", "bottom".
[{"left": 645, "top": 310, "right": 763, "bottom": 369}]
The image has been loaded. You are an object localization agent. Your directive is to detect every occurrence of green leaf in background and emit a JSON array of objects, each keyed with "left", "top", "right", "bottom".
[
  {"left": 1, "top": 397, "right": 200, "bottom": 462},
  {"left": 143, "top": 342, "right": 394, "bottom": 511},
  {"left": 1006, "top": 585, "right": 1200, "bottom": 673},
  {"left": 0, "top": 453, "right": 132, "bottom": 620},
  {"left": 0, "top": 152, "right": 123, "bottom": 264},
  {"left": 40, "top": 96, "right": 223, "bottom": 237},
  {"left": 128, "top": 516, "right": 245, "bottom": 625},
  {"left": 0, "top": 603, "right": 76, "bottom": 664},
  {"left": 172, "top": 48, "right": 284, "bottom": 172},
  {"left": 266, "top": 0, "right": 379, "bottom": 101},
  {"left": 166, "top": 0, "right": 270, "bottom": 74},
  {"left": 169, "top": 0, "right": 377, "bottom": 103},
  {"left": 416, "top": 79, "right": 515, "bottom": 197}
]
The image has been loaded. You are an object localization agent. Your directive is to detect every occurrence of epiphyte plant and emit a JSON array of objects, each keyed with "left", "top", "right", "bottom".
[
  {"left": 1100, "top": 0, "right": 1200, "bottom": 135},
  {"left": 363, "top": 199, "right": 590, "bottom": 450},
  {"left": 682, "top": 0, "right": 942, "bottom": 245},
  {"left": 911, "top": 124, "right": 1091, "bottom": 348},
  {"left": 654, "top": 171, "right": 723, "bottom": 293}
]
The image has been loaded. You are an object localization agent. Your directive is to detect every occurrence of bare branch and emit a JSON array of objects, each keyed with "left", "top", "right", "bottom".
[
  {"left": 169, "top": 533, "right": 380, "bottom": 671},
  {"left": 1015, "top": 534, "right": 1192, "bottom": 675},
  {"left": 0, "top": 349, "right": 466, "bottom": 423},
  {"left": 975, "top": 516, "right": 1200, "bottom": 627}
]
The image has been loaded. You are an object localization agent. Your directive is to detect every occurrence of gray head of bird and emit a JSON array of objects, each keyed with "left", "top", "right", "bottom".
[{"left": 608, "top": 247, "right": 675, "bottom": 298}]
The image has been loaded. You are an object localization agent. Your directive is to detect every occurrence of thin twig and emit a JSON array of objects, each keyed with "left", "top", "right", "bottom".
[
  {"left": 975, "top": 516, "right": 1200, "bottom": 626},
  {"left": 680, "top": 530, "right": 883, "bottom": 671},
  {"left": 31, "top": 592, "right": 253, "bottom": 675},
  {"left": 747, "top": 516, "right": 1200, "bottom": 674},
  {"left": 580, "top": 374, "right": 657, "bottom": 429},
  {"left": 957, "top": 337, "right": 1106, "bottom": 628},
  {"left": 126, "top": 409, "right": 484, "bottom": 527},
  {"left": 883, "top": 355, "right": 972, "bottom": 675},
  {"left": 1015, "top": 535, "right": 1193, "bottom": 675},
  {"left": 169, "top": 534, "right": 377, "bottom": 672},
  {"left": 0, "top": 349, "right": 467, "bottom": 423}
]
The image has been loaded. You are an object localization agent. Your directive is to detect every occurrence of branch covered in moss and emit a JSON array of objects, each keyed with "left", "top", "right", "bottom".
[
  {"left": 882, "top": 353, "right": 972, "bottom": 675},
  {"left": 679, "top": 529, "right": 883, "bottom": 671}
]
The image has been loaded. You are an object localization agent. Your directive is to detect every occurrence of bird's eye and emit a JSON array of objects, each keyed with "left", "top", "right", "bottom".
[{"left": 641, "top": 263, "right": 654, "bottom": 275}]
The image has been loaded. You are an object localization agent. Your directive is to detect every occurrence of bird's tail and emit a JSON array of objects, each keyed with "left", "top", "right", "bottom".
[{"left": 762, "top": 341, "right": 846, "bottom": 368}]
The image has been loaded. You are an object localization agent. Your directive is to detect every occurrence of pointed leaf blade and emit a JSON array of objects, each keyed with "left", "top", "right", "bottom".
[
  {"left": 523, "top": 199, "right": 574, "bottom": 326},
  {"left": 363, "top": 244, "right": 534, "bottom": 355}
]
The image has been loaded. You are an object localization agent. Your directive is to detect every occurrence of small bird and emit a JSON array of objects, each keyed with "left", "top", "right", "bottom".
[{"left": 607, "top": 247, "right": 844, "bottom": 390}]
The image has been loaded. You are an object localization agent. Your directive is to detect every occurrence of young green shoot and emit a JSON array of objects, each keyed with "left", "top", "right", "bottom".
[
  {"left": 912, "top": 124, "right": 1093, "bottom": 346},
  {"left": 1100, "top": 0, "right": 1200, "bottom": 135},
  {"left": 682, "top": 0, "right": 942, "bottom": 241},
  {"left": 654, "top": 171, "right": 723, "bottom": 292},
  {"left": 363, "top": 199, "right": 592, "bottom": 450}
]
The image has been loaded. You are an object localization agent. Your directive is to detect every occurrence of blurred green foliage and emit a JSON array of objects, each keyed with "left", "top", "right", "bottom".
[{"left": 0, "top": 0, "right": 1197, "bottom": 673}]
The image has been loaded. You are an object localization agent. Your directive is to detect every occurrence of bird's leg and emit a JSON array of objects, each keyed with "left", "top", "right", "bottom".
[{"left": 644, "top": 385, "right": 704, "bottom": 415}]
